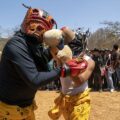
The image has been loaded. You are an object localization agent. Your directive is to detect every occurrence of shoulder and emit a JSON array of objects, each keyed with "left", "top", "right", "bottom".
[
  {"left": 2, "top": 35, "right": 28, "bottom": 60},
  {"left": 6, "top": 32, "right": 28, "bottom": 49},
  {"left": 83, "top": 55, "right": 95, "bottom": 70}
]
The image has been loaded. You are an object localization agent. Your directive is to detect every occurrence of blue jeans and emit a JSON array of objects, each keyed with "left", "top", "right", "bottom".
[{"left": 107, "top": 69, "right": 114, "bottom": 90}]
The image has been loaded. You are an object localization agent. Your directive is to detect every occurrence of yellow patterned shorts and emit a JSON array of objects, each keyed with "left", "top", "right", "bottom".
[
  {"left": 48, "top": 88, "right": 91, "bottom": 120},
  {"left": 0, "top": 100, "right": 37, "bottom": 120}
]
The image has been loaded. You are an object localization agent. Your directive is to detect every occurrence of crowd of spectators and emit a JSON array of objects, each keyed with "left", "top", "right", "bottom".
[{"left": 88, "top": 44, "right": 120, "bottom": 92}]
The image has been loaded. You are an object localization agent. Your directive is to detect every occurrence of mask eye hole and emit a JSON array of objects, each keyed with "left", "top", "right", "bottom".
[
  {"left": 30, "top": 28, "right": 35, "bottom": 31},
  {"left": 43, "top": 15, "right": 46, "bottom": 18},
  {"left": 36, "top": 26, "right": 42, "bottom": 31},
  {"left": 50, "top": 19, "right": 55, "bottom": 24}
]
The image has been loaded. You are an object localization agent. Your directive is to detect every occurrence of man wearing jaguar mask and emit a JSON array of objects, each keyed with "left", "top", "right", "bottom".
[{"left": 0, "top": 5, "right": 71, "bottom": 119}]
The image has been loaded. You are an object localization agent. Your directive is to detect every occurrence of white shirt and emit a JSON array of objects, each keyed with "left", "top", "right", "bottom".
[{"left": 60, "top": 55, "right": 91, "bottom": 95}]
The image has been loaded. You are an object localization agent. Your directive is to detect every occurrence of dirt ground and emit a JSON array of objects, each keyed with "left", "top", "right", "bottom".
[{"left": 35, "top": 90, "right": 120, "bottom": 120}]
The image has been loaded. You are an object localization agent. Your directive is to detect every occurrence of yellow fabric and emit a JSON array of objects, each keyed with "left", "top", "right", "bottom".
[
  {"left": 48, "top": 88, "right": 91, "bottom": 120},
  {"left": 0, "top": 100, "right": 37, "bottom": 120}
]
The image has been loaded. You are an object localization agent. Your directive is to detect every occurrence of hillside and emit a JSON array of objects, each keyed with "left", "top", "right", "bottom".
[
  {"left": 0, "top": 37, "right": 119, "bottom": 52},
  {"left": 0, "top": 38, "right": 9, "bottom": 51},
  {"left": 88, "top": 38, "right": 120, "bottom": 50}
]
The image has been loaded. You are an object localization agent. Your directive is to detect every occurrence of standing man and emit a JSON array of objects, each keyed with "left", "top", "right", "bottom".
[
  {"left": 92, "top": 49, "right": 102, "bottom": 91},
  {"left": 111, "top": 44, "right": 120, "bottom": 89},
  {"left": 0, "top": 6, "right": 63, "bottom": 120}
]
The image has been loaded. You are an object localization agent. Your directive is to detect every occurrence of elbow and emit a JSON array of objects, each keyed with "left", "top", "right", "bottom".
[{"left": 90, "top": 59, "right": 95, "bottom": 71}]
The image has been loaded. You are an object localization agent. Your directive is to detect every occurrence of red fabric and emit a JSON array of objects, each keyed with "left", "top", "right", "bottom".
[{"left": 67, "top": 58, "right": 88, "bottom": 77}]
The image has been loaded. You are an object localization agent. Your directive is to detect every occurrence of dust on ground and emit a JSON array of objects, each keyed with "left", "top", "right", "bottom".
[{"left": 35, "top": 91, "right": 120, "bottom": 120}]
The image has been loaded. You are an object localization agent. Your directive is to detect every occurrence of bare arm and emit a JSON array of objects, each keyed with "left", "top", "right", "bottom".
[{"left": 71, "top": 57, "right": 95, "bottom": 86}]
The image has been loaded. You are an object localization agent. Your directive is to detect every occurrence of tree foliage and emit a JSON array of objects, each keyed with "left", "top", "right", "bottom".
[{"left": 88, "top": 21, "right": 120, "bottom": 50}]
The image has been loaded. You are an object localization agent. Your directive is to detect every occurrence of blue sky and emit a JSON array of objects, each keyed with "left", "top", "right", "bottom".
[{"left": 0, "top": 0, "right": 120, "bottom": 36}]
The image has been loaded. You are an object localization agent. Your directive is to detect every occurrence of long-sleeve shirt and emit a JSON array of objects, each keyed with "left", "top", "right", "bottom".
[{"left": 0, "top": 31, "right": 61, "bottom": 107}]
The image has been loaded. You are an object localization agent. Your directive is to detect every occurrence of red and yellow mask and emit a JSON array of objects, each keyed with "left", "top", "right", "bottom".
[{"left": 21, "top": 7, "right": 57, "bottom": 42}]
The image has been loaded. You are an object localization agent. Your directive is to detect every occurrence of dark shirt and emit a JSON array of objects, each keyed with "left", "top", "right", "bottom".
[
  {"left": 92, "top": 55, "right": 101, "bottom": 73},
  {"left": 111, "top": 50, "right": 120, "bottom": 69},
  {"left": 0, "top": 31, "right": 61, "bottom": 107}
]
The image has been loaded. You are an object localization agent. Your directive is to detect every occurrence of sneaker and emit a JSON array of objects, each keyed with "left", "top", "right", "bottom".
[
  {"left": 99, "top": 89, "right": 103, "bottom": 92},
  {"left": 110, "top": 89, "right": 114, "bottom": 92}
]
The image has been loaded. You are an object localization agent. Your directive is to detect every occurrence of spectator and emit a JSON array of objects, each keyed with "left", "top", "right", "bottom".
[
  {"left": 92, "top": 48, "right": 102, "bottom": 91},
  {"left": 105, "top": 51, "right": 115, "bottom": 92},
  {"left": 111, "top": 44, "right": 120, "bottom": 89}
]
